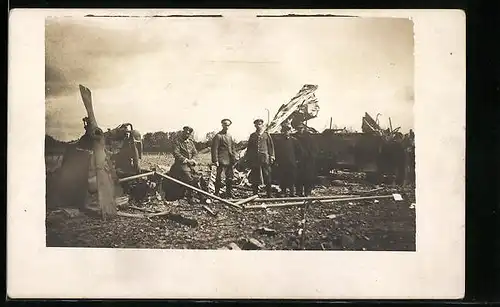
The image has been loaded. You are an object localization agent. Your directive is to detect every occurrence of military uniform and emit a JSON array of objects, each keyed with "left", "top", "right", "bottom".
[
  {"left": 275, "top": 131, "right": 303, "bottom": 197},
  {"left": 403, "top": 131, "right": 415, "bottom": 185},
  {"left": 211, "top": 119, "right": 237, "bottom": 197},
  {"left": 245, "top": 120, "right": 275, "bottom": 197},
  {"left": 295, "top": 129, "right": 319, "bottom": 196},
  {"left": 168, "top": 127, "right": 199, "bottom": 200}
]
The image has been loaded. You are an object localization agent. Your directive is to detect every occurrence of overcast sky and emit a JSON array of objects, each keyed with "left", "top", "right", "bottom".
[{"left": 45, "top": 16, "right": 414, "bottom": 142}]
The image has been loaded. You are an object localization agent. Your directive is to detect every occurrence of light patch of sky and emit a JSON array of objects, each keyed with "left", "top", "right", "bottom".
[{"left": 46, "top": 16, "right": 414, "bottom": 142}]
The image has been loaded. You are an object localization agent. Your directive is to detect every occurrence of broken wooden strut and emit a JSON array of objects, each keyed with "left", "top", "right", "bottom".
[
  {"left": 244, "top": 194, "right": 404, "bottom": 210},
  {"left": 154, "top": 171, "right": 244, "bottom": 210},
  {"left": 118, "top": 169, "right": 403, "bottom": 215}
]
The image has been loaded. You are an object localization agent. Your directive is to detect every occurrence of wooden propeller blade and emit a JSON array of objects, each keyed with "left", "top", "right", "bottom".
[
  {"left": 93, "top": 137, "right": 117, "bottom": 219},
  {"left": 79, "top": 84, "right": 98, "bottom": 129},
  {"left": 79, "top": 84, "right": 117, "bottom": 219}
]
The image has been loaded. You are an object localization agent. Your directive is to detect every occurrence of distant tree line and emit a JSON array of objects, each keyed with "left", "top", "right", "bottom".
[
  {"left": 44, "top": 131, "right": 248, "bottom": 156},
  {"left": 142, "top": 130, "right": 248, "bottom": 154}
]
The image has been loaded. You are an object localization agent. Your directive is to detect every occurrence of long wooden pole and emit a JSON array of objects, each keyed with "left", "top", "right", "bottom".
[
  {"left": 155, "top": 171, "right": 243, "bottom": 210},
  {"left": 233, "top": 195, "right": 259, "bottom": 207},
  {"left": 244, "top": 194, "right": 399, "bottom": 210},
  {"left": 230, "top": 194, "right": 360, "bottom": 203},
  {"left": 118, "top": 171, "right": 155, "bottom": 183}
]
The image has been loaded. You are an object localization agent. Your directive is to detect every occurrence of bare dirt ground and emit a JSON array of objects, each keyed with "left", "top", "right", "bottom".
[{"left": 46, "top": 152, "right": 416, "bottom": 251}]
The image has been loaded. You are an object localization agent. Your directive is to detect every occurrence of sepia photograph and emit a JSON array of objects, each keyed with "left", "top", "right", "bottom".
[
  {"left": 45, "top": 15, "right": 416, "bottom": 251},
  {"left": 8, "top": 9, "right": 465, "bottom": 299}
]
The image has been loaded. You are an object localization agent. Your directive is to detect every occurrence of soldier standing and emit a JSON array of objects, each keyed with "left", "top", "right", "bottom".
[
  {"left": 275, "top": 125, "right": 303, "bottom": 197},
  {"left": 211, "top": 118, "right": 237, "bottom": 198},
  {"left": 392, "top": 132, "right": 407, "bottom": 186},
  {"left": 244, "top": 119, "right": 275, "bottom": 198},
  {"left": 295, "top": 123, "right": 319, "bottom": 197},
  {"left": 169, "top": 126, "right": 199, "bottom": 202},
  {"left": 404, "top": 129, "right": 416, "bottom": 185}
]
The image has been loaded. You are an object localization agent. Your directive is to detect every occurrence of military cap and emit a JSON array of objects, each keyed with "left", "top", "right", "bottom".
[
  {"left": 221, "top": 118, "right": 232, "bottom": 126},
  {"left": 183, "top": 126, "right": 194, "bottom": 133},
  {"left": 253, "top": 119, "right": 264, "bottom": 125}
]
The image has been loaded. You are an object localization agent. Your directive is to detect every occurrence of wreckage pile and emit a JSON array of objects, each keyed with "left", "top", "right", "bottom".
[
  {"left": 46, "top": 158, "right": 416, "bottom": 250},
  {"left": 47, "top": 153, "right": 415, "bottom": 251},
  {"left": 46, "top": 84, "right": 415, "bottom": 250}
]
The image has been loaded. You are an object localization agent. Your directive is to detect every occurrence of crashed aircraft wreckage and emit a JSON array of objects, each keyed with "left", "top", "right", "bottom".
[{"left": 46, "top": 84, "right": 412, "bottom": 220}]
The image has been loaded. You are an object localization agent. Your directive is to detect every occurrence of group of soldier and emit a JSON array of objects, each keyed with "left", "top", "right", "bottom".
[
  {"left": 167, "top": 118, "right": 319, "bottom": 202},
  {"left": 98, "top": 113, "right": 416, "bottom": 203}
]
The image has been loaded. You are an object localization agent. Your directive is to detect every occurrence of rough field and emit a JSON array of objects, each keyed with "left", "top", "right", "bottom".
[{"left": 46, "top": 152, "right": 416, "bottom": 251}]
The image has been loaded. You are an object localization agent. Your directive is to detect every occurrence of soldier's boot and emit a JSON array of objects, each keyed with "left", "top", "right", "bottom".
[
  {"left": 280, "top": 187, "right": 287, "bottom": 198},
  {"left": 252, "top": 185, "right": 259, "bottom": 196},
  {"left": 266, "top": 185, "right": 273, "bottom": 198},
  {"left": 225, "top": 181, "right": 233, "bottom": 199},
  {"left": 288, "top": 186, "right": 295, "bottom": 198},
  {"left": 214, "top": 183, "right": 221, "bottom": 196},
  {"left": 296, "top": 185, "right": 304, "bottom": 197},
  {"left": 304, "top": 184, "right": 312, "bottom": 197}
]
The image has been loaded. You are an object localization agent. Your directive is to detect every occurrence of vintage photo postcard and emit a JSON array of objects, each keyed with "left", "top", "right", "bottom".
[{"left": 8, "top": 9, "right": 465, "bottom": 299}]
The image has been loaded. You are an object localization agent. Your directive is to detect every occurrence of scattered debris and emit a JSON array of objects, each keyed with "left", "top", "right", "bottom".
[
  {"left": 255, "top": 227, "right": 277, "bottom": 236},
  {"left": 356, "top": 187, "right": 384, "bottom": 194},
  {"left": 242, "top": 238, "right": 266, "bottom": 250},
  {"left": 393, "top": 194, "right": 404, "bottom": 201},
  {"left": 299, "top": 201, "right": 314, "bottom": 249},
  {"left": 166, "top": 213, "right": 199, "bottom": 228},
  {"left": 61, "top": 208, "right": 82, "bottom": 218},
  {"left": 202, "top": 205, "right": 217, "bottom": 216},
  {"left": 341, "top": 234, "right": 356, "bottom": 248},
  {"left": 115, "top": 196, "right": 129, "bottom": 208},
  {"left": 129, "top": 205, "right": 157, "bottom": 213},
  {"left": 228, "top": 243, "right": 241, "bottom": 250}
]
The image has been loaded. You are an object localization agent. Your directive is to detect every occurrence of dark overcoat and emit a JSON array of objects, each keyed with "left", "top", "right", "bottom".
[
  {"left": 295, "top": 132, "right": 319, "bottom": 183},
  {"left": 275, "top": 135, "right": 303, "bottom": 187},
  {"left": 245, "top": 131, "right": 275, "bottom": 167}
]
